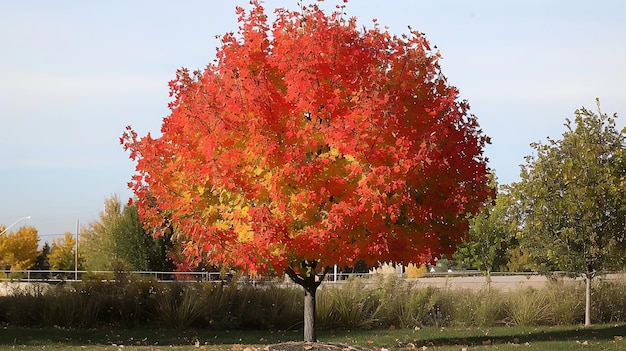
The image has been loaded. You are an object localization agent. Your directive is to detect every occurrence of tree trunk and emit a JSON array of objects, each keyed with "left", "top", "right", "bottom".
[
  {"left": 303, "top": 278, "right": 318, "bottom": 342},
  {"left": 285, "top": 262, "right": 329, "bottom": 342},
  {"left": 584, "top": 274, "right": 592, "bottom": 327}
]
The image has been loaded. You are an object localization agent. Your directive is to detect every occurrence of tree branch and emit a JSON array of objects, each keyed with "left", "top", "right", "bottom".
[
  {"left": 315, "top": 265, "right": 331, "bottom": 288},
  {"left": 285, "top": 265, "right": 305, "bottom": 285}
]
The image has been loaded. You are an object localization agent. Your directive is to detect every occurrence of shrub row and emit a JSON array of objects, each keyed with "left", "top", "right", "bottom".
[{"left": 0, "top": 275, "right": 625, "bottom": 330}]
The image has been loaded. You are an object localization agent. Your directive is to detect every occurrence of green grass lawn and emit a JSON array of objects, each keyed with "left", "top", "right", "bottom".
[{"left": 1, "top": 323, "right": 625, "bottom": 351}]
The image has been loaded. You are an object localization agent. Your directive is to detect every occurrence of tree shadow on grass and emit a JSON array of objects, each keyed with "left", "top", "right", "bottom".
[
  {"left": 0, "top": 328, "right": 297, "bottom": 347},
  {"left": 1, "top": 324, "right": 625, "bottom": 348},
  {"left": 321, "top": 323, "right": 626, "bottom": 348},
  {"left": 439, "top": 324, "right": 623, "bottom": 348}
]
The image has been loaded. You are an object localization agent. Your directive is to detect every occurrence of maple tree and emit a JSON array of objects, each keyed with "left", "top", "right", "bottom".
[{"left": 122, "top": 2, "right": 492, "bottom": 340}]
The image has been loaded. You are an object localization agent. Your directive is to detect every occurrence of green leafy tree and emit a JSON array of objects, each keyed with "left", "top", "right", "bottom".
[
  {"left": 115, "top": 204, "right": 175, "bottom": 271},
  {"left": 514, "top": 100, "right": 626, "bottom": 326},
  {"left": 503, "top": 185, "right": 537, "bottom": 273},
  {"left": 505, "top": 245, "right": 534, "bottom": 272},
  {"left": 455, "top": 178, "right": 516, "bottom": 284},
  {"left": 81, "top": 195, "right": 174, "bottom": 271},
  {"left": 81, "top": 196, "right": 120, "bottom": 271}
]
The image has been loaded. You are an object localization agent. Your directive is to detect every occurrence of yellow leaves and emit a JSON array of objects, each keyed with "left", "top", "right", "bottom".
[
  {"left": 49, "top": 232, "right": 77, "bottom": 270},
  {"left": 232, "top": 205, "right": 254, "bottom": 243},
  {"left": 235, "top": 222, "right": 254, "bottom": 243},
  {"left": 253, "top": 166, "right": 264, "bottom": 177},
  {"left": 214, "top": 221, "right": 232, "bottom": 231},
  {"left": 210, "top": 191, "right": 256, "bottom": 243},
  {"left": 197, "top": 185, "right": 206, "bottom": 196},
  {"left": 237, "top": 204, "right": 250, "bottom": 218},
  {"left": 317, "top": 145, "right": 341, "bottom": 161},
  {"left": 269, "top": 242, "right": 286, "bottom": 257},
  {"left": 218, "top": 189, "right": 230, "bottom": 204},
  {"left": 0, "top": 226, "right": 39, "bottom": 270}
]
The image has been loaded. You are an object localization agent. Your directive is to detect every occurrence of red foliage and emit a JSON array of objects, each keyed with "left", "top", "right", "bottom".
[{"left": 121, "top": 2, "right": 493, "bottom": 274}]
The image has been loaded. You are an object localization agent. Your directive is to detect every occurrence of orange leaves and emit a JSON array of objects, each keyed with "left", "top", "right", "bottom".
[{"left": 121, "top": 1, "right": 492, "bottom": 274}]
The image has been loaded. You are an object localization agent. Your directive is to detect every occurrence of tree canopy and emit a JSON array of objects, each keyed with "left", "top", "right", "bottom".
[
  {"left": 49, "top": 232, "right": 79, "bottom": 271},
  {"left": 514, "top": 100, "right": 626, "bottom": 325},
  {"left": 121, "top": 2, "right": 492, "bottom": 275},
  {"left": 0, "top": 226, "right": 39, "bottom": 270},
  {"left": 454, "top": 178, "right": 517, "bottom": 280}
]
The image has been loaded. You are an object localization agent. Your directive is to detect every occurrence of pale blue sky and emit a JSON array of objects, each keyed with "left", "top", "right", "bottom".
[{"left": 1, "top": 1, "right": 625, "bottom": 241}]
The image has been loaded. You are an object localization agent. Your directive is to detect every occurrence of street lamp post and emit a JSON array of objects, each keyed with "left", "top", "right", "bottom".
[
  {"left": 75, "top": 220, "right": 79, "bottom": 280},
  {"left": 0, "top": 216, "right": 31, "bottom": 235}
]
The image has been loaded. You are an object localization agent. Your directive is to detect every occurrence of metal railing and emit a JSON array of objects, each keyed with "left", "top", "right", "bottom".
[
  {"left": 0, "top": 270, "right": 225, "bottom": 283},
  {"left": 0, "top": 269, "right": 543, "bottom": 284}
]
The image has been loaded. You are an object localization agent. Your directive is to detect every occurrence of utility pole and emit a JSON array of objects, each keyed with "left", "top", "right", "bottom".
[{"left": 75, "top": 220, "right": 79, "bottom": 280}]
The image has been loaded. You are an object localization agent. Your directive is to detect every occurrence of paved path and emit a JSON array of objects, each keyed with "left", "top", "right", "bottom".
[
  {"left": 407, "top": 273, "right": 626, "bottom": 291},
  {"left": 1, "top": 273, "right": 624, "bottom": 295}
]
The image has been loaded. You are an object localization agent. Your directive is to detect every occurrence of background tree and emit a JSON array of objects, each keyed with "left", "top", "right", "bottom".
[
  {"left": 505, "top": 245, "right": 534, "bottom": 272},
  {"left": 122, "top": 2, "right": 492, "bottom": 341},
  {"left": 454, "top": 179, "right": 517, "bottom": 284},
  {"left": 48, "top": 232, "right": 80, "bottom": 271},
  {"left": 81, "top": 195, "right": 174, "bottom": 271},
  {"left": 33, "top": 242, "right": 51, "bottom": 271},
  {"left": 0, "top": 226, "right": 39, "bottom": 270},
  {"left": 502, "top": 184, "right": 537, "bottom": 273},
  {"left": 115, "top": 203, "right": 175, "bottom": 271},
  {"left": 80, "top": 196, "right": 120, "bottom": 271},
  {"left": 514, "top": 100, "right": 626, "bottom": 327}
]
